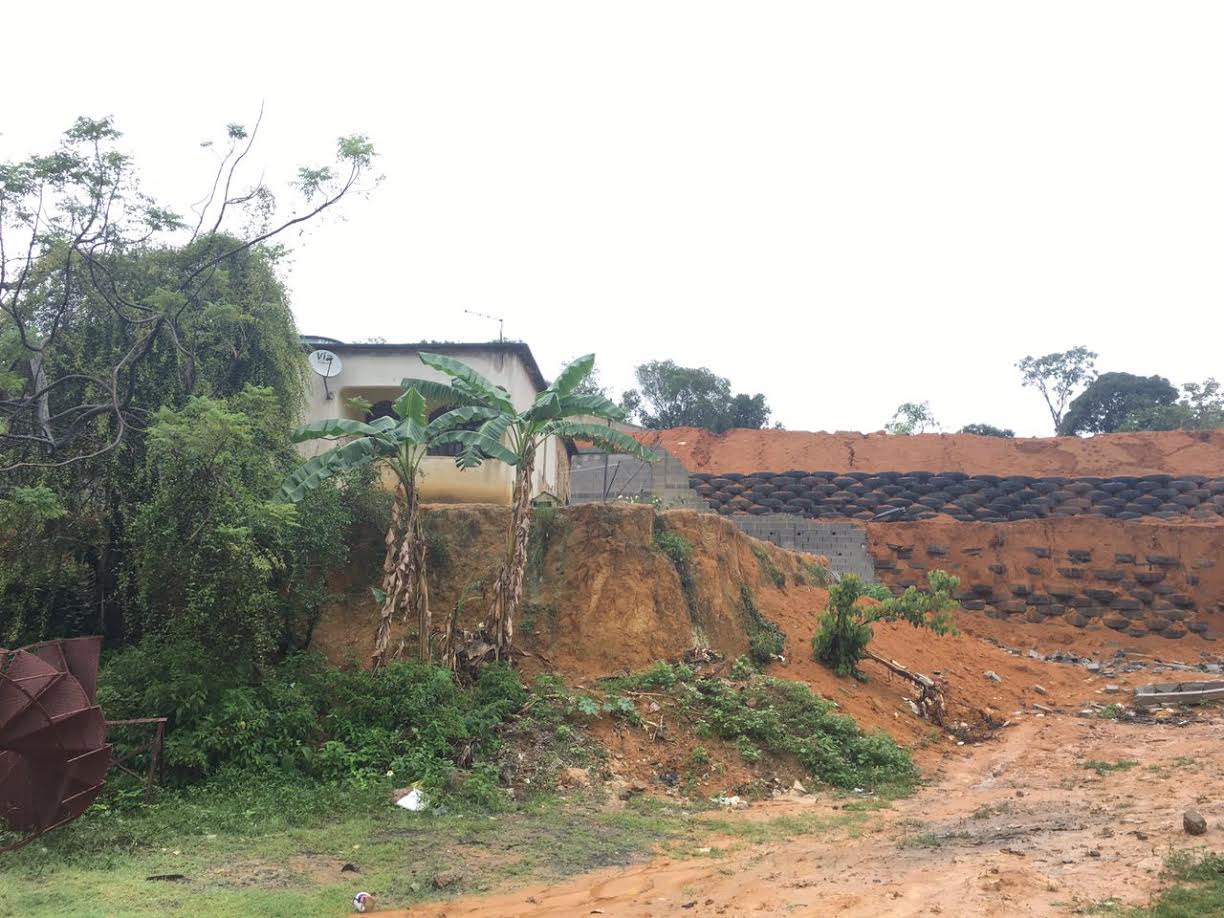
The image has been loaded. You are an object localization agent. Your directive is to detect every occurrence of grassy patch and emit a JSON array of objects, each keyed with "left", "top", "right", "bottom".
[
  {"left": 751, "top": 545, "right": 787, "bottom": 590},
  {"left": 653, "top": 519, "right": 701, "bottom": 624},
  {"left": 898, "top": 829, "right": 971, "bottom": 849},
  {"left": 0, "top": 783, "right": 696, "bottom": 918},
  {"left": 739, "top": 584, "right": 786, "bottom": 664},
  {"left": 1076, "top": 851, "right": 1224, "bottom": 916},
  {"left": 797, "top": 560, "right": 835, "bottom": 588},
  {"left": 1081, "top": 759, "right": 1139, "bottom": 776},
  {"left": 1, "top": 774, "right": 888, "bottom": 917}
]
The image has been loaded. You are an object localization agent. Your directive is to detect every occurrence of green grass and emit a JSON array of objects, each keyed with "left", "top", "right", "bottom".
[
  {"left": 0, "top": 775, "right": 888, "bottom": 917},
  {"left": 1072, "top": 852, "right": 1224, "bottom": 917},
  {"left": 1080, "top": 759, "right": 1139, "bottom": 776},
  {"left": 898, "top": 829, "right": 971, "bottom": 849},
  {"left": 0, "top": 781, "right": 699, "bottom": 918}
]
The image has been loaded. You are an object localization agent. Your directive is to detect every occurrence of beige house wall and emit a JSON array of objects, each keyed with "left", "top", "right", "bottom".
[{"left": 299, "top": 344, "right": 568, "bottom": 505}]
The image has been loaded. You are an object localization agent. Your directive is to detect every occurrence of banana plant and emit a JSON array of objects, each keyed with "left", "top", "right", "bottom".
[
  {"left": 403, "top": 352, "right": 653, "bottom": 661},
  {"left": 280, "top": 386, "right": 499, "bottom": 667}
]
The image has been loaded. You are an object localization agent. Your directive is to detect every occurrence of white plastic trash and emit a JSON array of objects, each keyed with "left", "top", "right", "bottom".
[{"left": 395, "top": 787, "right": 428, "bottom": 811}]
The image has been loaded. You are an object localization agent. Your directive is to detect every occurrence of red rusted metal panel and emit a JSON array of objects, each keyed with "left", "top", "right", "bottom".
[{"left": 0, "top": 638, "right": 109, "bottom": 852}]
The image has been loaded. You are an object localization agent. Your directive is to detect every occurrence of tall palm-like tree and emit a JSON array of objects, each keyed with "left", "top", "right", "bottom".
[
  {"left": 280, "top": 387, "right": 498, "bottom": 667},
  {"left": 403, "top": 353, "right": 651, "bottom": 660}
]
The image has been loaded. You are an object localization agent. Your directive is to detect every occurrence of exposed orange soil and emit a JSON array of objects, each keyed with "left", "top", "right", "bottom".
[
  {"left": 378, "top": 713, "right": 1224, "bottom": 917},
  {"left": 314, "top": 504, "right": 1219, "bottom": 752},
  {"left": 639, "top": 427, "right": 1224, "bottom": 478}
]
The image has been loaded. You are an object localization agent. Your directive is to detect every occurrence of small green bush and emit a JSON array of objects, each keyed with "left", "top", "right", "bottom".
[
  {"left": 813, "top": 572, "right": 958, "bottom": 677},
  {"left": 860, "top": 581, "right": 893, "bottom": 602},
  {"left": 653, "top": 528, "right": 694, "bottom": 566}
]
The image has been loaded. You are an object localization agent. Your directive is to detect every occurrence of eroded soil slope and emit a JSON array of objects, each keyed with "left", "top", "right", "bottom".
[
  {"left": 313, "top": 504, "right": 1215, "bottom": 749},
  {"left": 640, "top": 427, "right": 1224, "bottom": 478}
]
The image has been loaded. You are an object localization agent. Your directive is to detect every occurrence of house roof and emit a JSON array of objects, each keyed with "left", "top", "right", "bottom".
[{"left": 302, "top": 338, "right": 550, "bottom": 392}]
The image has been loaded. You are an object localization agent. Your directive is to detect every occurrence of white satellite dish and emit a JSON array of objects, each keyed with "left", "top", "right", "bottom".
[
  {"left": 309, "top": 349, "right": 343, "bottom": 378},
  {"left": 308, "top": 349, "right": 342, "bottom": 399}
]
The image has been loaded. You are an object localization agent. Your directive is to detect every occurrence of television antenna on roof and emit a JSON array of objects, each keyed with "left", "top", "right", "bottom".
[
  {"left": 465, "top": 309, "right": 504, "bottom": 342},
  {"left": 308, "top": 349, "right": 343, "bottom": 400}
]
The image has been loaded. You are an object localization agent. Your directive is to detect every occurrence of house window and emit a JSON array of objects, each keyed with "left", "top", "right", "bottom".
[
  {"left": 365, "top": 400, "right": 395, "bottom": 423},
  {"left": 426, "top": 406, "right": 482, "bottom": 457}
]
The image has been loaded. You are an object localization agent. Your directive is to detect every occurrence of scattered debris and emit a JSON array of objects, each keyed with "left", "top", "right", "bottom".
[
  {"left": 1103, "top": 685, "right": 1121, "bottom": 694},
  {"left": 395, "top": 787, "right": 428, "bottom": 811},
  {"left": 984, "top": 671, "right": 1002, "bottom": 683},
  {"left": 1032, "top": 684, "right": 1047, "bottom": 695},
  {"left": 1134, "top": 681, "right": 1224, "bottom": 709},
  {"left": 865, "top": 650, "right": 947, "bottom": 725}
]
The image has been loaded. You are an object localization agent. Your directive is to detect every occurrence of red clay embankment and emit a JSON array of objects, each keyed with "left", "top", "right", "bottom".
[{"left": 638, "top": 428, "right": 1224, "bottom": 478}]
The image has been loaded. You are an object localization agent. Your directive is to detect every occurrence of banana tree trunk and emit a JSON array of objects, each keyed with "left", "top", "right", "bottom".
[
  {"left": 372, "top": 481, "right": 431, "bottom": 668},
  {"left": 487, "top": 451, "right": 535, "bottom": 659}
]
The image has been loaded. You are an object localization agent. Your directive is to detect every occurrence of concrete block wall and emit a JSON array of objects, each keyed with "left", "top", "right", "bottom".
[
  {"left": 570, "top": 448, "right": 707, "bottom": 509},
  {"left": 570, "top": 451, "right": 875, "bottom": 580},
  {"left": 732, "top": 514, "right": 875, "bottom": 581}
]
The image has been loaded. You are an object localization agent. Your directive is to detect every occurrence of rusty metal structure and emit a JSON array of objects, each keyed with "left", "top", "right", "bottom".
[{"left": 0, "top": 636, "right": 110, "bottom": 852}]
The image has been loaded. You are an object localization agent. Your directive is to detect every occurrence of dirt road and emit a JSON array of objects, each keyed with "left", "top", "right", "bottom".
[{"left": 383, "top": 714, "right": 1224, "bottom": 917}]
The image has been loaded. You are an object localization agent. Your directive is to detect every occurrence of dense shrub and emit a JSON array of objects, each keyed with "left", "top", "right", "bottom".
[
  {"left": 693, "top": 673, "right": 915, "bottom": 791},
  {"left": 98, "top": 639, "right": 526, "bottom": 788},
  {"left": 0, "top": 487, "right": 97, "bottom": 645},
  {"left": 126, "top": 386, "right": 350, "bottom": 658},
  {"left": 813, "top": 572, "right": 958, "bottom": 677}
]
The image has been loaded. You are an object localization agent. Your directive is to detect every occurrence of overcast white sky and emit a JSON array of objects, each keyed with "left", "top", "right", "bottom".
[{"left": 4, "top": 2, "right": 1222, "bottom": 436}]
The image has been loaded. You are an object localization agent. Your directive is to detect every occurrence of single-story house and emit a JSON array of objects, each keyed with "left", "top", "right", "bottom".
[{"left": 299, "top": 338, "right": 571, "bottom": 505}]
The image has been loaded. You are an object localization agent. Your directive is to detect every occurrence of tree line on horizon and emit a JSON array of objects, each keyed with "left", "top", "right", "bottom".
[{"left": 584, "top": 349, "right": 1220, "bottom": 439}]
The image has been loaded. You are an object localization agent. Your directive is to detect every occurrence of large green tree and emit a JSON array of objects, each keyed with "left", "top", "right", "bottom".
[
  {"left": 405, "top": 353, "right": 650, "bottom": 661},
  {"left": 0, "top": 115, "right": 375, "bottom": 647},
  {"left": 1058, "top": 372, "right": 1178, "bottom": 436},
  {"left": 959, "top": 423, "right": 1014, "bottom": 438},
  {"left": 621, "top": 360, "right": 771, "bottom": 432},
  {"left": 1118, "top": 378, "right": 1224, "bottom": 432},
  {"left": 0, "top": 115, "right": 374, "bottom": 470},
  {"left": 1016, "top": 346, "right": 1097, "bottom": 433}
]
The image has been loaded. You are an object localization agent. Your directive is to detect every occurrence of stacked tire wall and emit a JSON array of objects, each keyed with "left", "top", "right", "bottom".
[
  {"left": 690, "top": 470, "right": 1224, "bottom": 523},
  {"left": 865, "top": 518, "right": 1224, "bottom": 641}
]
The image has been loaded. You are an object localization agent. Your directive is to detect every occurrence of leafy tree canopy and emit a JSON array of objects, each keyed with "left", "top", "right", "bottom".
[
  {"left": 621, "top": 360, "right": 771, "bottom": 432},
  {"left": 0, "top": 113, "right": 375, "bottom": 471},
  {"left": 885, "top": 401, "right": 939, "bottom": 435},
  {"left": 959, "top": 423, "right": 1015, "bottom": 438},
  {"left": 1118, "top": 377, "right": 1224, "bottom": 432},
  {"left": 1058, "top": 371, "right": 1178, "bottom": 436},
  {"left": 1017, "top": 346, "right": 1097, "bottom": 432}
]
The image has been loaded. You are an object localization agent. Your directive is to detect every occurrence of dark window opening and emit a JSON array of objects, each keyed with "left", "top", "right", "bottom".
[
  {"left": 365, "top": 400, "right": 395, "bottom": 423},
  {"left": 427, "top": 406, "right": 483, "bottom": 458}
]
